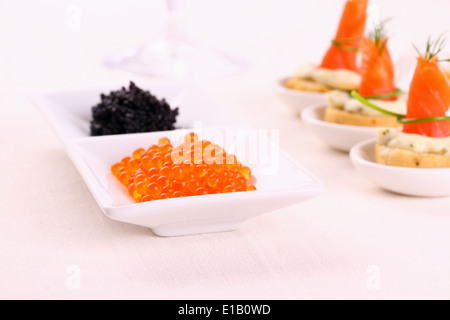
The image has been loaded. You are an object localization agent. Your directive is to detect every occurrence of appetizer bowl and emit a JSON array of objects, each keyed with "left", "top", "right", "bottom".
[
  {"left": 70, "top": 129, "right": 323, "bottom": 236},
  {"left": 301, "top": 104, "right": 375, "bottom": 152},
  {"left": 275, "top": 77, "right": 326, "bottom": 114},
  {"left": 350, "top": 139, "right": 450, "bottom": 198}
]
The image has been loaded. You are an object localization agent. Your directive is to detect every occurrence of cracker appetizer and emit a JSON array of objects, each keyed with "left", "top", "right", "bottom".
[
  {"left": 325, "top": 22, "right": 406, "bottom": 127},
  {"left": 286, "top": 0, "right": 367, "bottom": 93},
  {"left": 353, "top": 37, "right": 450, "bottom": 168}
]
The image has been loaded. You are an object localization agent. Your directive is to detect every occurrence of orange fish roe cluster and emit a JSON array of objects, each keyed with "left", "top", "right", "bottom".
[{"left": 111, "top": 133, "right": 257, "bottom": 203}]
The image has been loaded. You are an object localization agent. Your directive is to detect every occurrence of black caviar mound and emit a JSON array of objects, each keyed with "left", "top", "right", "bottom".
[{"left": 90, "top": 82, "right": 179, "bottom": 136}]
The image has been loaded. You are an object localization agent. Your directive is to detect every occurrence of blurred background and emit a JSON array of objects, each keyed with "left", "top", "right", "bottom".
[{"left": 0, "top": 0, "right": 449, "bottom": 90}]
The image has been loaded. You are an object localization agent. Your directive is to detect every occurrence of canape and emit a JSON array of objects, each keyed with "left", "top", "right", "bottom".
[
  {"left": 286, "top": 0, "right": 367, "bottom": 93},
  {"left": 355, "top": 37, "right": 450, "bottom": 168},
  {"left": 325, "top": 21, "right": 406, "bottom": 127}
]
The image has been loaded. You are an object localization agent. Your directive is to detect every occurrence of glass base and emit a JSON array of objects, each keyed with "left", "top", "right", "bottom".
[{"left": 104, "top": 37, "right": 247, "bottom": 81}]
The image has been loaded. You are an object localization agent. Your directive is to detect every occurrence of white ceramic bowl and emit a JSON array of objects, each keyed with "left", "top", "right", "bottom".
[
  {"left": 302, "top": 104, "right": 376, "bottom": 152},
  {"left": 274, "top": 77, "right": 326, "bottom": 114},
  {"left": 350, "top": 139, "right": 450, "bottom": 197}
]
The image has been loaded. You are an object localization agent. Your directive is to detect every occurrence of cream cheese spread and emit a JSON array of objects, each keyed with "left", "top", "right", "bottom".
[
  {"left": 376, "top": 127, "right": 450, "bottom": 156},
  {"left": 326, "top": 90, "right": 407, "bottom": 117}
]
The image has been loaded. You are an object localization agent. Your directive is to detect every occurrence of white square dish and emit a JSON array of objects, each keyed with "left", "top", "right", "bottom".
[
  {"left": 32, "top": 84, "right": 245, "bottom": 142},
  {"left": 32, "top": 85, "right": 323, "bottom": 236},
  {"left": 69, "top": 129, "right": 323, "bottom": 236}
]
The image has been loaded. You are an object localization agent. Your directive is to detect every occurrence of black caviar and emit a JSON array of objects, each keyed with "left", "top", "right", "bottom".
[{"left": 90, "top": 82, "right": 179, "bottom": 136}]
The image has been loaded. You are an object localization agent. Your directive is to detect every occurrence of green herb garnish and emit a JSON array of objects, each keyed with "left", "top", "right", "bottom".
[
  {"left": 398, "top": 116, "right": 450, "bottom": 124},
  {"left": 368, "top": 19, "right": 390, "bottom": 55},
  {"left": 331, "top": 39, "right": 360, "bottom": 53},
  {"left": 350, "top": 91, "right": 450, "bottom": 124},
  {"left": 351, "top": 91, "right": 405, "bottom": 118},
  {"left": 414, "top": 34, "right": 447, "bottom": 62},
  {"left": 362, "top": 88, "right": 404, "bottom": 100},
  {"left": 331, "top": 37, "right": 361, "bottom": 53}
]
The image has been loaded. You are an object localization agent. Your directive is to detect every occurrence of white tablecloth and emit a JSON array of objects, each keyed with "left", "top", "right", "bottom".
[{"left": 1, "top": 0, "right": 449, "bottom": 300}]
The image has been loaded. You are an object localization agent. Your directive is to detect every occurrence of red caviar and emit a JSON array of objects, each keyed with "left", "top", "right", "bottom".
[{"left": 111, "top": 133, "right": 257, "bottom": 203}]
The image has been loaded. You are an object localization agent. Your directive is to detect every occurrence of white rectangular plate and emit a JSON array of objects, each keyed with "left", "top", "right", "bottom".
[
  {"left": 32, "top": 84, "right": 246, "bottom": 142},
  {"left": 32, "top": 84, "right": 323, "bottom": 237}
]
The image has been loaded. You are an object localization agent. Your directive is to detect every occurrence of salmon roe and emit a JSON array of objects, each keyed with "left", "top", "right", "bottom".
[{"left": 111, "top": 133, "right": 257, "bottom": 203}]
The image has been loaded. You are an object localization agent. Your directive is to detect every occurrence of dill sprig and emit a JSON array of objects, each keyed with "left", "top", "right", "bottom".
[
  {"left": 368, "top": 19, "right": 390, "bottom": 55},
  {"left": 414, "top": 34, "right": 447, "bottom": 62}
]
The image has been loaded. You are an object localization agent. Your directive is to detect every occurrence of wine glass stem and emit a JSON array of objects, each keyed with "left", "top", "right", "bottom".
[
  {"left": 166, "top": 0, "right": 187, "bottom": 40},
  {"left": 167, "top": 0, "right": 183, "bottom": 15}
]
